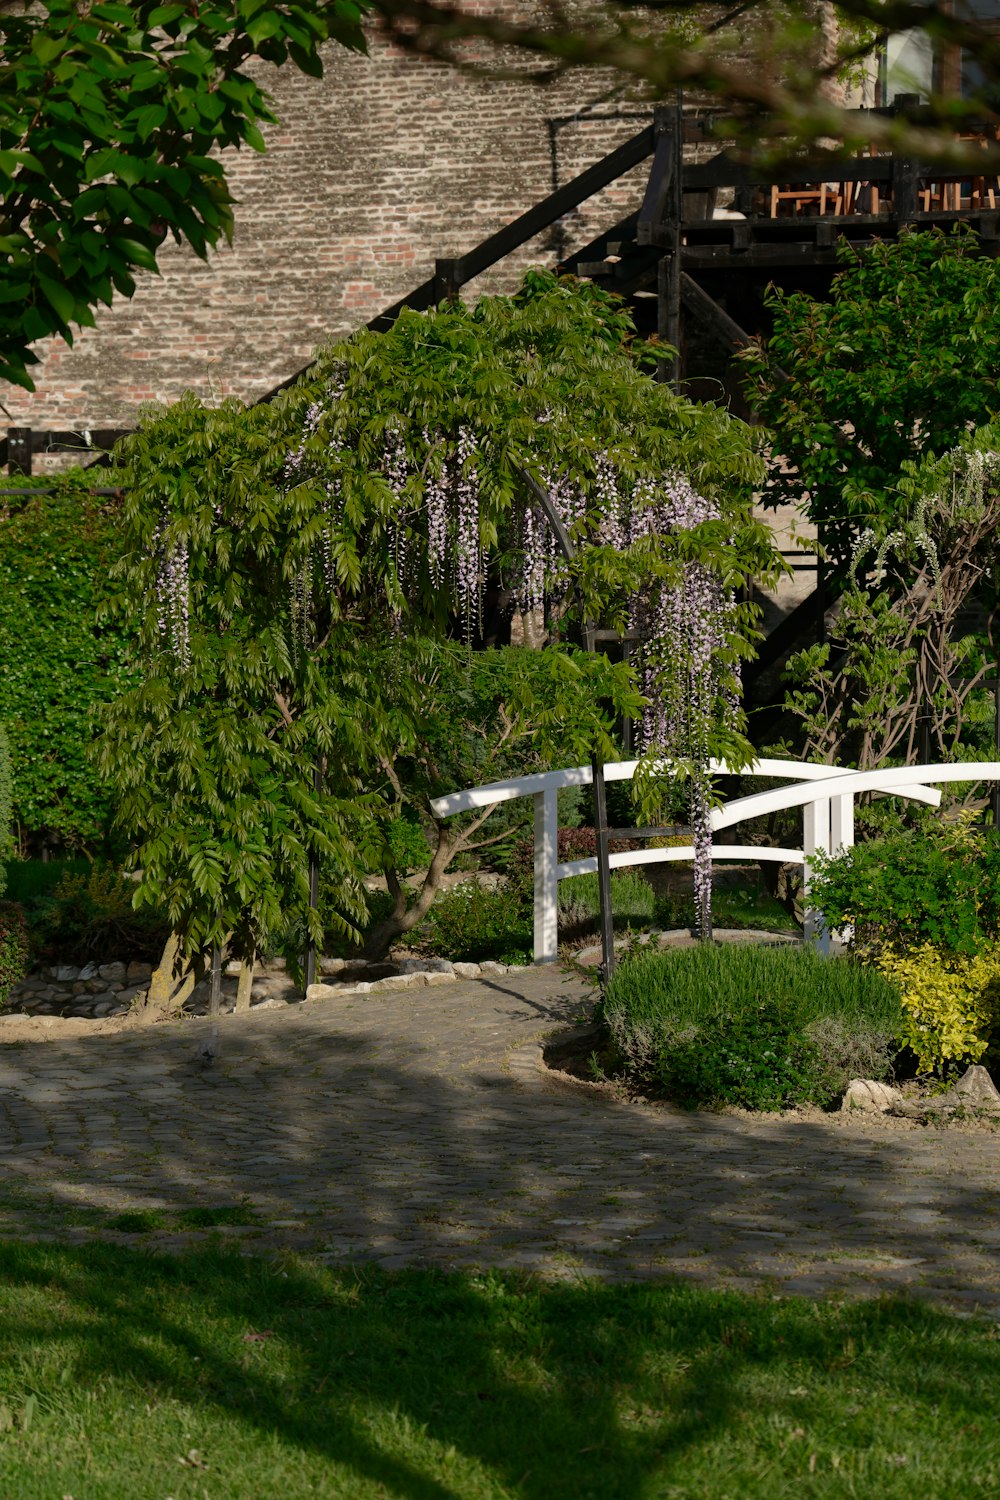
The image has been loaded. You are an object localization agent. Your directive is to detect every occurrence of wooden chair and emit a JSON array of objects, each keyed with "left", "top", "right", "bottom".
[{"left": 770, "top": 182, "right": 846, "bottom": 217}]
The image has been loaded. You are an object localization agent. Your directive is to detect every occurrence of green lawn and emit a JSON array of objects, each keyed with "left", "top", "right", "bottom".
[{"left": 0, "top": 1243, "right": 996, "bottom": 1497}]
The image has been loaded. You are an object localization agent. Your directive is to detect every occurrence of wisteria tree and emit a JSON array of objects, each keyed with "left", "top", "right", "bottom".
[{"left": 96, "top": 272, "right": 785, "bottom": 1012}]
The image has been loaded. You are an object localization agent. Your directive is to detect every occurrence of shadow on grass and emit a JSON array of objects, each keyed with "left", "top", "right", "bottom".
[
  {"left": 1, "top": 1242, "right": 999, "bottom": 1498},
  {"left": 0, "top": 970, "right": 997, "bottom": 1493}
]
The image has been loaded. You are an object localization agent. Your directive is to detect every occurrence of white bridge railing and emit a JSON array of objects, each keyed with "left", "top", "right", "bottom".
[{"left": 431, "top": 759, "right": 1000, "bottom": 963}]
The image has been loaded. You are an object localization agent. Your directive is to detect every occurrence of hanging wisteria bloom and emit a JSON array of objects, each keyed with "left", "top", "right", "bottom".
[
  {"left": 516, "top": 455, "right": 735, "bottom": 939},
  {"left": 150, "top": 512, "right": 191, "bottom": 669},
  {"left": 454, "top": 425, "right": 482, "bottom": 638},
  {"left": 629, "top": 471, "right": 732, "bottom": 940}
]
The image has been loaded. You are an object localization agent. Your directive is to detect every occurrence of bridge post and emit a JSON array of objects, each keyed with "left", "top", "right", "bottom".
[
  {"left": 533, "top": 787, "right": 559, "bottom": 962},
  {"left": 803, "top": 796, "right": 831, "bottom": 953}
]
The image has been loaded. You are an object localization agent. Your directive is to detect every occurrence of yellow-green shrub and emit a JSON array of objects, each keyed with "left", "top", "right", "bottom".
[{"left": 875, "top": 943, "right": 1000, "bottom": 1073}]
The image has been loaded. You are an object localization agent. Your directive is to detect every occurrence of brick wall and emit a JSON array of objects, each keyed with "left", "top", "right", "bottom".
[{"left": 6, "top": 29, "right": 656, "bottom": 444}]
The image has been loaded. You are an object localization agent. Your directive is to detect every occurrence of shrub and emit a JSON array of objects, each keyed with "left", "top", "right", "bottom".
[
  {"left": 657, "top": 997, "right": 829, "bottom": 1111},
  {"left": 2, "top": 858, "right": 90, "bottom": 905},
  {"left": 0, "top": 901, "right": 27, "bottom": 1006},
  {"left": 27, "top": 866, "right": 168, "bottom": 964},
  {"left": 808, "top": 824, "right": 1000, "bottom": 958},
  {"left": 408, "top": 880, "right": 532, "bottom": 965},
  {"left": 602, "top": 942, "right": 902, "bottom": 1110},
  {"left": 874, "top": 943, "right": 1000, "bottom": 1075}
]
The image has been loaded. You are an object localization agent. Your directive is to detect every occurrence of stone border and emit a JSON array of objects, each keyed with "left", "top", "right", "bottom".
[{"left": 4, "top": 953, "right": 531, "bottom": 1021}]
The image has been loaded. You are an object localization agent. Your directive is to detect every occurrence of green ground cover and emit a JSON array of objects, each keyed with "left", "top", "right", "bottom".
[{"left": 0, "top": 1243, "right": 996, "bottom": 1498}]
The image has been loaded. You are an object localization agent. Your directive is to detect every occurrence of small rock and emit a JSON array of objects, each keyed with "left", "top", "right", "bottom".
[
  {"left": 98, "top": 962, "right": 127, "bottom": 983},
  {"left": 423, "top": 972, "right": 457, "bottom": 986},
  {"left": 86, "top": 979, "right": 106, "bottom": 994},
  {"left": 371, "top": 973, "right": 425, "bottom": 991},
  {"left": 319, "top": 956, "right": 348, "bottom": 975},
  {"left": 942, "top": 1064, "right": 1000, "bottom": 1111},
  {"left": 251, "top": 996, "right": 287, "bottom": 1010},
  {"left": 52, "top": 965, "right": 78, "bottom": 982},
  {"left": 842, "top": 1079, "right": 904, "bottom": 1113},
  {"left": 224, "top": 960, "right": 242, "bottom": 977},
  {"left": 479, "top": 961, "right": 508, "bottom": 977},
  {"left": 305, "top": 982, "right": 337, "bottom": 1002},
  {"left": 306, "top": 980, "right": 374, "bottom": 1000},
  {"left": 77, "top": 962, "right": 99, "bottom": 981},
  {"left": 397, "top": 957, "right": 453, "bottom": 975},
  {"left": 453, "top": 962, "right": 482, "bottom": 979},
  {"left": 262, "top": 957, "right": 287, "bottom": 973},
  {"left": 92, "top": 1000, "right": 118, "bottom": 1017},
  {"left": 126, "top": 962, "right": 153, "bottom": 984}
]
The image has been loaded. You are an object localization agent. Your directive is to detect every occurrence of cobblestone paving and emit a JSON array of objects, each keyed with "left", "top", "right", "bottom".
[{"left": 1, "top": 967, "right": 1000, "bottom": 1312}]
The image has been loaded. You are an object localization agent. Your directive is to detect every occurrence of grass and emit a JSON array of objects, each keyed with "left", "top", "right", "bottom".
[
  {"left": 604, "top": 942, "right": 901, "bottom": 1037},
  {"left": 0, "top": 1243, "right": 997, "bottom": 1497},
  {"left": 559, "top": 871, "right": 656, "bottom": 930},
  {"left": 655, "top": 884, "right": 801, "bottom": 934}
]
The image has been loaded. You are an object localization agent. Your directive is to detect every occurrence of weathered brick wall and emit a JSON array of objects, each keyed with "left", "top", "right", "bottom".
[{"left": 7, "top": 29, "right": 656, "bottom": 444}]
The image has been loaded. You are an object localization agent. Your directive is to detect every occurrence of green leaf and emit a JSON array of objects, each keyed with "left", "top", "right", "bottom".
[
  {"left": 36, "top": 274, "right": 76, "bottom": 325},
  {"left": 113, "top": 237, "right": 160, "bottom": 272}
]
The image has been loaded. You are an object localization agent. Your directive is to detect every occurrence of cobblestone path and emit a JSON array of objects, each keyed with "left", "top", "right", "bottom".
[{"left": 1, "top": 967, "right": 999, "bottom": 1312}]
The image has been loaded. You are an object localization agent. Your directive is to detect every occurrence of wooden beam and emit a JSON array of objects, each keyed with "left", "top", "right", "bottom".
[
  {"left": 455, "top": 126, "right": 655, "bottom": 284},
  {"left": 679, "top": 273, "right": 755, "bottom": 352}
]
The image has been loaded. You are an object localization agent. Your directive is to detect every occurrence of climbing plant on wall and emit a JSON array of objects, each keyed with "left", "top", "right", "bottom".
[
  {"left": 0, "top": 476, "right": 134, "bottom": 855},
  {"left": 96, "top": 272, "right": 786, "bottom": 1008}
]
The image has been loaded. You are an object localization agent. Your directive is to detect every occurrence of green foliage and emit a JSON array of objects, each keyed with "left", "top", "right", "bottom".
[
  {"left": 405, "top": 880, "right": 533, "bottom": 965},
  {"left": 875, "top": 942, "right": 1000, "bottom": 1075},
  {"left": 602, "top": 942, "right": 902, "bottom": 1108},
  {"left": 782, "top": 431, "right": 1000, "bottom": 772},
  {"left": 0, "top": 0, "right": 369, "bottom": 390},
  {"left": 808, "top": 822, "right": 1000, "bottom": 959},
  {"left": 373, "top": 642, "right": 627, "bottom": 883},
  {"left": 0, "top": 723, "right": 11, "bottom": 898},
  {"left": 0, "top": 900, "right": 27, "bottom": 1005},
  {"left": 743, "top": 229, "right": 1000, "bottom": 571},
  {"left": 25, "top": 865, "right": 168, "bottom": 965},
  {"left": 383, "top": 815, "right": 431, "bottom": 876},
  {"left": 1, "top": 857, "right": 89, "bottom": 904},
  {"left": 0, "top": 478, "right": 134, "bottom": 853}
]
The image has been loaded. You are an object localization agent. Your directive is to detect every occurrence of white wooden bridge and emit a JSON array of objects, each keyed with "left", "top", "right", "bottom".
[{"left": 432, "top": 759, "right": 1000, "bottom": 962}]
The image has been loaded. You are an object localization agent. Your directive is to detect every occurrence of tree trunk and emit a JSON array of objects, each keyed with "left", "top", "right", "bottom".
[
  {"left": 362, "top": 829, "right": 457, "bottom": 960},
  {"left": 129, "top": 930, "right": 199, "bottom": 1025},
  {"left": 234, "top": 951, "right": 255, "bottom": 1012}
]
